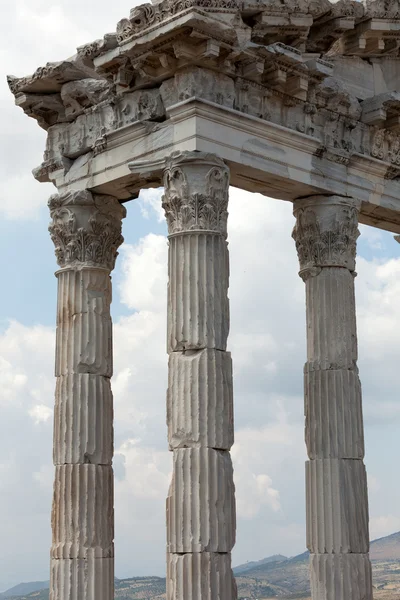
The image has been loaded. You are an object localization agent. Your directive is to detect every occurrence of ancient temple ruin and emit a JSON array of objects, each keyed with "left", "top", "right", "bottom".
[{"left": 8, "top": 0, "right": 400, "bottom": 598}]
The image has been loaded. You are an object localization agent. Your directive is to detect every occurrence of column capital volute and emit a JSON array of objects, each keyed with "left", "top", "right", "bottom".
[
  {"left": 162, "top": 151, "right": 230, "bottom": 238},
  {"left": 48, "top": 189, "right": 126, "bottom": 272},
  {"left": 292, "top": 195, "right": 361, "bottom": 280}
]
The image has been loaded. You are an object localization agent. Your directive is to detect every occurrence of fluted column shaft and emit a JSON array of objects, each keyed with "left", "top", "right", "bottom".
[
  {"left": 293, "top": 196, "right": 372, "bottom": 600},
  {"left": 163, "top": 151, "right": 237, "bottom": 600},
  {"left": 48, "top": 190, "right": 126, "bottom": 600}
]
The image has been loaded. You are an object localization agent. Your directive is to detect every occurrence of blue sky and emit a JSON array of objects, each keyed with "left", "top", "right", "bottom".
[{"left": 1, "top": 0, "right": 400, "bottom": 594}]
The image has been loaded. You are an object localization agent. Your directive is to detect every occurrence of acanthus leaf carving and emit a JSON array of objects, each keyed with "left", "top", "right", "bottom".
[
  {"left": 292, "top": 198, "right": 360, "bottom": 280},
  {"left": 162, "top": 152, "right": 229, "bottom": 237},
  {"left": 48, "top": 190, "right": 126, "bottom": 271}
]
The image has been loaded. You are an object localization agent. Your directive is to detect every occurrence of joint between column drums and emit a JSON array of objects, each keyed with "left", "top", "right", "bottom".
[{"left": 167, "top": 230, "right": 227, "bottom": 239}]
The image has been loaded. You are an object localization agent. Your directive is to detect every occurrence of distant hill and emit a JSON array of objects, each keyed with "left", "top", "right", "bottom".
[
  {"left": 0, "top": 582, "right": 49, "bottom": 598},
  {"left": 234, "top": 554, "right": 287, "bottom": 575},
  {"left": 1, "top": 590, "right": 49, "bottom": 600},
  {"left": 371, "top": 531, "right": 400, "bottom": 561},
  {"left": 236, "top": 551, "right": 310, "bottom": 596},
  {"left": 233, "top": 534, "right": 400, "bottom": 598},
  {"left": 4, "top": 532, "right": 400, "bottom": 600}
]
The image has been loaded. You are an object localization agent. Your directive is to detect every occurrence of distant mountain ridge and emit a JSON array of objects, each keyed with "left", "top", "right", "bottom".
[
  {"left": 0, "top": 582, "right": 49, "bottom": 598},
  {"left": 234, "top": 554, "right": 287, "bottom": 575},
  {"left": 3, "top": 531, "right": 400, "bottom": 600},
  {"left": 370, "top": 531, "right": 400, "bottom": 560}
]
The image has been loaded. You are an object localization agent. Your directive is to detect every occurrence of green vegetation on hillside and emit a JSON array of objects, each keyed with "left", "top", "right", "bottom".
[{"left": 4, "top": 532, "right": 400, "bottom": 600}]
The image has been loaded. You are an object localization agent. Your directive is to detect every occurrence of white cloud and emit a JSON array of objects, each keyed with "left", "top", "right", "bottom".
[
  {"left": 370, "top": 515, "right": 400, "bottom": 540},
  {"left": 2, "top": 187, "right": 400, "bottom": 589},
  {"left": 2, "top": 0, "right": 400, "bottom": 591},
  {"left": 0, "top": 0, "right": 144, "bottom": 221},
  {"left": 359, "top": 224, "right": 384, "bottom": 251},
  {"left": 33, "top": 464, "right": 54, "bottom": 490},
  {"left": 234, "top": 471, "right": 281, "bottom": 519},
  {"left": 119, "top": 234, "right": 168, "bottom": 312},
  {"left": 139, "top": 188, "right": 165, "bottom": 223},
  {"left": 0, "top": 356, "right": 27, "bottom": 404},
  {"left": 29, "top": 404, "right": 53, "bottom": 425}
]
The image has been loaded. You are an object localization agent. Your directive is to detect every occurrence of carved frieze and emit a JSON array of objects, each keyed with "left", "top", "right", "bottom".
[
  {"left": 8, "top": 0, "right": 400, "bottom": 185},
  {"left": 60, "top": 79, "right": 113, "bottom": 119},
  {"left": 117, "top": 0, "right": 239, "bottom": 46},
  {"left": 118, "top": 89, "right": 165, "bottom": 124},
  {"left": 365, "top": 0, "right": 400, "bottom": 19},
  {"left": 160, "top": 68, "right": 235, "bottom": 109},
  {"left": 48, "top": 191, "right": 126, "bottom": 271},
  {"left": 370, "top": 127, "right": 400, "bottom": 168},
  {"left": 162, "top": 152, "right": 230, "bottom": 237},
  {"left": 292, "top": 197, "right": 360, "bottom": 279},
  {"left": 77, "top": 34, "right": 118, "bottom": 63}
]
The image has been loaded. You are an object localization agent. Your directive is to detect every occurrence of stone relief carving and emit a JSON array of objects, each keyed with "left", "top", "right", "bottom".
[
  {"left": 77, "top": 34, "right": 118, "bottom": 62},
  {"left": 330, "top": 0, "right": 364, "bottom": 18},
  {"left": 162, "top": 153, "right": 229, "bottom": 236},
  {"left": 292, "top": 199, "right": 360, "bottom": 279},
  {"left": 365, "top": 0, "right": 400, "bottom": 19},
  {"left": 118, "top": 89, "right": 165, "bottom": 124},
  {"left": 48, "top": 190, "right": 126, "bottom": 270},
  {"left": 8, "top": 0, "right": 400, "bottom": 181},
  {"left": 371, "top": 127, "right": 400, "bottom": 169},
  {"left": 117, "top": 0, "right": 240, "bottom": 45},
  {"left": 61, "top": 79, "right": 113, "bottom": 119},
  {"left": 160, "top": 68, "right": 235, "bottom": 109}
]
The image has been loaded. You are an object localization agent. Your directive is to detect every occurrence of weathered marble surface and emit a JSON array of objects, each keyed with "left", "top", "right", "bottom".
[
  {"left": 167, "top": 349, "right": 234, "bottom": 450},
  {"left": 163, "top": 152, "right": 236, "bottom": 600},
  {"left": 7, "top": 0, "right": 400, "bottom": 233},
  {"left": 293, "top": 196, "right": 372, "bottom": 600},
  {"left": 49, "top": 191, "right": 125, "bottom": 600},
  {"left": 8, "top": 3, "right": 399, "bottom": 600}
]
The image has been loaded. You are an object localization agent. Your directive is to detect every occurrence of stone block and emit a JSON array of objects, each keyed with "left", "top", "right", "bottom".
[
  {"left": 167, "top": 448, "right": 236, "bottom": 553},
  {"left": 50, "top": 557, "right": 114, "bottom": 600},
  {"left": 55, "top": 314, "right": 112, "bottom": 377},
  {"left": 310, "top": 553, "right": 373, "bottom": 600},
  {"left": 55, "top": 266, "right": 114, "bottom": 377},
  {"left": 304, "top": 368, "right": 364, "bottom": 459},
  {"left": 306, "top": 459, "right": 369, "bottom": 554},
  {"left": 53, "top": 374, "right": 113, "bottom": 465},
  {"left": 116, "top": 89, "right": 165, "bottom": 126},
  {"left": 60, "top": 79, "right": 112, "bottom": 119},
  {"left": 167, "top": 349, "right": 233, "bottom": 450},
  {"left": 160, "top": 67, "right": 235, "bottom": 109},
  {"left": 56, "top": 269, "right": 111, "bottom": 324},
  {"left": 167, "top": 233, "right": 229, "bottom": 352},
  {"left": 167, "top": 552, "right": 236, "bottom": 600},
  {"left": 51, "top": 464, "right": 114, "bottom": 559},
  {"left": 305, "top": 268, "right": 357, "bottom": 370}
]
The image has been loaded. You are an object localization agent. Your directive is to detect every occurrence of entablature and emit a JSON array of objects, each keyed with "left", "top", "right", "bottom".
[{"left": 7, "top": 0, "right": 400, "bottom": 232}]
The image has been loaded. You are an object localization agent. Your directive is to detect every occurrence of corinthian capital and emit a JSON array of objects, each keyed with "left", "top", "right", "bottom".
[
  {"left": 162, "top": 151, "right": 230, "bottom": 237},
  {"left": 48, "top": 190, "right": 126, "bottom": 271},
  {"left": 292, "top": 196, "right": 360, "bottom": 280}
]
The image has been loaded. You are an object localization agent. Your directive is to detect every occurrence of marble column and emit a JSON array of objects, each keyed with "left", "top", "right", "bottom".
[
  {"left": 292, "top": 196, "right": 372, "bottom": 600},
  {"left": 162, "top": 151, "right": 237, "bottom": 600},
  {"left": 48, "top": 190, "right": 126, "bottom": 600}
]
